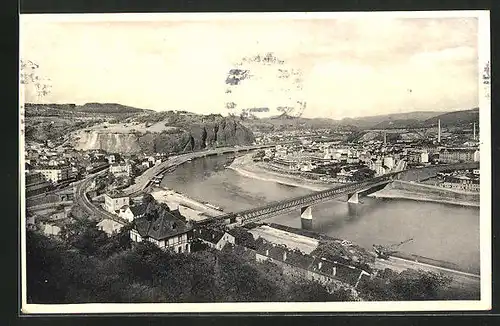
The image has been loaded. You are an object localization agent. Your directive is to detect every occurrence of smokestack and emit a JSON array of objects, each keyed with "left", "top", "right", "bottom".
[
  {"left": 438, "top": 119, "right": 441, "bottom": 143},
  {"left": 384, "top": 131, "right": 387, "bottom": 146},
  {"left": 473, "top": 122, "right": 476, "bottom": 141}
]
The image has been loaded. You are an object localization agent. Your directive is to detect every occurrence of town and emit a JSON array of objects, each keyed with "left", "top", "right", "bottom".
[{"left": 24, "top": 115, "right": 481, "bottom": 301}]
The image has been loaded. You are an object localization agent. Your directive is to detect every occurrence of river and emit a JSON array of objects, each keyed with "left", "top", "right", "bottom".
[{"left": 161, "top": 153, "right": 480, "bottom": 274}]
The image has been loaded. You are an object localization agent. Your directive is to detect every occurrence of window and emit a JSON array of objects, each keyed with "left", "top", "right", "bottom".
[
  {"left": 178, "top": 246, "right": 182, "bottom": 253},
  {"left": 185, "top": 244, "right": 189, "bottom": 252}
]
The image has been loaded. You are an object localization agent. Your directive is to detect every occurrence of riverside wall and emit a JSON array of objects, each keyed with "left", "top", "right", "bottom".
[
  {"left": 383, "top": 180, "right": 480, "bottom": 203},
  {"left": 396, "top": 162, "right": 480, "bottom": 182}
]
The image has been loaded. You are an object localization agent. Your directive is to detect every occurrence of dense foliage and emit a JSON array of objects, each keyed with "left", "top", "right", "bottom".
[
  {"left": 358, "top": 268, "right": 453, "bottom": 301},
  {"left": 26, "top": 223, "right": 355, "bottom": 303},
  {"left": 27, "top": 210, "right": 458, "bottom": 303}
]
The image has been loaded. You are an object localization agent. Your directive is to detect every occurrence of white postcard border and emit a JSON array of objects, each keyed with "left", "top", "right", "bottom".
[{"left": 19, "top": 10, "right": 492, "bottom": 314}]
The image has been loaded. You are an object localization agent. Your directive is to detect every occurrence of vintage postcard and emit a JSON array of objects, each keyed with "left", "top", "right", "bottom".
[{"left": 19, "top": 11, "right": 491, "bottom": 313}]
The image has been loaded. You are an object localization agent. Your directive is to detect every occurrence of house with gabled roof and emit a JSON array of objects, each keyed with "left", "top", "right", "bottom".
[
  {"left": 196, "top": 227, "right": 235, "bottom": 250},
  {"left": 130, "top": 209, "right": 194, "bottom": 253},
  {"left": 253, "top": 239, "right": 370, "bottom": 290},
  {"left": 118, "top": 204, "right": 147, "bottom": 222},
  {"left": 104, "top": 190, "right": 130, "bottom": 214}
]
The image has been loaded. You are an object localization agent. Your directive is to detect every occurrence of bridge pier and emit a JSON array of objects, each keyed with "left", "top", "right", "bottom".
[
  {"left": 347, "top": 192, "right": 360, "bottom": 204},
  {"left": 300, "top": 206, "right": 313, "bottom": 230}
]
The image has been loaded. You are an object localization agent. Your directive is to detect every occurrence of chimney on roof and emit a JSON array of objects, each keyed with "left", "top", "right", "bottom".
[
  {"left": 283, "top": 251, "right": 287, "bottom": 261},
  {"left": 318, "top": 261, "right": 323, "bottom": 269},
  {"left": 333, "top": 266, "right": 337, "bottom": 276},
  {"left": 265, "top": 249, "right": 269, "bottom": 256}
]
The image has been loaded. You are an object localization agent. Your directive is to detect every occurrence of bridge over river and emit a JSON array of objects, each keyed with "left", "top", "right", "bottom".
[{"left": 198, "top": 161, "right": 479, "bottom": 226}]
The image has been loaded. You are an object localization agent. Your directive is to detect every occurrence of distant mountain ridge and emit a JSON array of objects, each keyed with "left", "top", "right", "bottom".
[
  {"left": 418, "top": 108, "right": 479, "bottom": 128},
  {"left": 242, "top": 108, "right": 478, "bottom": 132},
  {"left": 339, "top": 111, "right": 443, "bottom": 129}
]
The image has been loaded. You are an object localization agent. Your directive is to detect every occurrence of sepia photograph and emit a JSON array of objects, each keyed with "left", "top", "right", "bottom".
[{"left": 19, "top": 11, "right": 491, "bottom": 313}]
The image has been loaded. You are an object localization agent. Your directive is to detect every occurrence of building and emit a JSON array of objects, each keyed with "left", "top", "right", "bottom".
[
  {"left": 117, "top": 204, "right": 147, "bottom": 222},
  {"left": 104, "top": 192, "right": 130, "bottom": 214},
  {"left": 253, "top": 240, "right": 369, "bottom": 290},
  {"left": 383, "top": 156, "right": 395, "bottom": 170},
  {"left": 197, "top": 228, "right": 235, "bottom": 250},
  {"left": 420, "top": 152, "right": 429, "bottom": 163},
  {"left": 440, "top": 175, "right": 480, "bottom": 192},
  {"left": 97, "top": 219, "right": 124, "bottom": 235},
  {"left": 32, "top": 166, "right": 71, "bottom": 183},
  {"left": 439, "top": 148, "right": 477, "bottom": 164},
  {"left": 25, "top": 171, "right": 44, "bottom": 185},
  {"left": 26, "top": 212, "right": 36, "bottom": 231},
  {"left": 109, "top": 163, "right": 131, "bottom": 177},
  {"left": 25, "top": 171, "right": 53, "bottom": 196},
  {"left": 107, "top": 154, "right": 117, "bottom": 164},
  {"left": 129, "top": 210, "right": 194, "bottom": 253}
]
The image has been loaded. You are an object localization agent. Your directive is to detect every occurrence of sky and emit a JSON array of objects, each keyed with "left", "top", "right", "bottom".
[{"left": 20, "top": 14, "right": 481, "bottom": 119}]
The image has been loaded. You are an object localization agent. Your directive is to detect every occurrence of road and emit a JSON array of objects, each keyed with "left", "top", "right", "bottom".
[
  {"left": 72, "top": 145, "right": 275, "bottom": 224},
  {"left": 121, "top": 144, "right": 275, "bottom": 197},
  {"left": 73, "top": 169, "right": 127, "bottom": 225},
  {"left": 374, "top": 256, "right": 480, "bottom": 289}
]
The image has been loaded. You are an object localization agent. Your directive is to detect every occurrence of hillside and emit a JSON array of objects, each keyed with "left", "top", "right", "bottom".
[
  {"left": 419, "top": 108, "right": 479, "bottom": 128},
  {"left": 25, "top": 103, "right": 255, "bottom": 153},
  {"left": 26, "top": 103, "right": 150, "bottom": 114},
  {"left": 241, "top": 110, "right": 447, "bottom": 132},
  {"left": 24, "top": 103, "right": 147, "bottom": 145},
  {"left": 69, "top": 111, "right": 255, "bottom": 154},
  {"left": 241, "top": 115, "right": 347, "bottom": 133},
  {"left": 339, "top": 111, "right": 442, "bottom": 129}
]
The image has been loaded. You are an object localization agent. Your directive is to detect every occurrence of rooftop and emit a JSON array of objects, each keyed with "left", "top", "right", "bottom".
[
  {"left": 130, "top": 204, "right": 147, "bottom": 216},
  {"left": 134, "top": 209, "right": 191, "bottom": 241},
  {"left": 197, "top": 227, "right": 226, "bottom": 244},
  {"left": 105, "top": 190, "right": 128, "bottom": 199}
]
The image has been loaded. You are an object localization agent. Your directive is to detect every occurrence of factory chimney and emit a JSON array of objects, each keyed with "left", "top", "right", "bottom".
[
  {"left": 384, "top": 131, "right": 387, "bottom": 146},
  {"left": 438, "top": 119, "right": 441, "bottom": 143},
  {"left": 473, "top": 122, "right": 476, "bottom": 141}
]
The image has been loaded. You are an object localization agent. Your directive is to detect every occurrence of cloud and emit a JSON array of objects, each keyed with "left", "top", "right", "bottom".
[{"left": 20, "top": 16, "right": 480, "bottom": 118}]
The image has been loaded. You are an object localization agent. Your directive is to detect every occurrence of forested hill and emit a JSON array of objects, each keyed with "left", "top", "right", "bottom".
[
  {"left": 25, "top": 103, "right": 151, "bottom": 114},
  {"left": 419, "top": 108, "right": 479, "bottom": 128}
]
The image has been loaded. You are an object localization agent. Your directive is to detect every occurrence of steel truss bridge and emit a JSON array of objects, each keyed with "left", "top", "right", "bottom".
[{"left": 200, "top": 161, "right": 479, "bottom": 226}]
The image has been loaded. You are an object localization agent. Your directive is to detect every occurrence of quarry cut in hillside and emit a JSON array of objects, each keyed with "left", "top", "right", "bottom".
[{"left": 70, "top": 116, "right": 255, "bottom": 154}]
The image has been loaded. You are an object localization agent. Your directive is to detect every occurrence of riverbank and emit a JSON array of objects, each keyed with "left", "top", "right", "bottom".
[
  {"left": 150, "top": 187, "right": 224, "bottom": 222},
  {"left": 370, "top": 180, "right": 480, "bottom": 208},
  {"left": 369, "top": 189, "right": 480, "bottom": 207},
  {"left": 228, "top": 154, "right": 334, "bottom": 191}
]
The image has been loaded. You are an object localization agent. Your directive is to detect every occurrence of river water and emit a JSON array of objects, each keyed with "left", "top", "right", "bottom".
[{"left": 161, "top": 154, "right": 480, "bottom": 274}]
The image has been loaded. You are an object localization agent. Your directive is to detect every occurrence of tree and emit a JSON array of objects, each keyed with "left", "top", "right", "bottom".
[
  {"left": 191, "top": 238, "right": 209, "bottom": 252},
  {"left": 392, "top": 269, "right": 452, "bottom": 301},
  {"left": 229, "top": 227, "right": 258, "bottom": 249},
  {"left": 98, "top": 223, "right": 133, "bottom": 258},
  {"left": 357, "top": 268, "right": 453, "bottom": 301},
  {"left": 59, "top": 218, "right": 109, "bottom": 256},
  {"left": 286, "top": 280, "right": 354, "bottom": 302},
  {"left": 142, "top": 193, "right": 155, "bottom": 205}
]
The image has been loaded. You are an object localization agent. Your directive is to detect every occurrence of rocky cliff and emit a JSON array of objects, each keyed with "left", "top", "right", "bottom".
[{"left": 71, "top": 114, "right": 255, "bottom": 154}]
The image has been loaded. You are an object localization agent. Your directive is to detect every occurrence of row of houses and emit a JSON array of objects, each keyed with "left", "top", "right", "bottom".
[
  {"left": 436, "top": 169, "right": 480, "bottom": 192},
  {"left": 99, "top": 190, "right": 371, "bottom": 291},
  {"left": 195, "top": 226, "right": 370, "bottom": 291}
]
